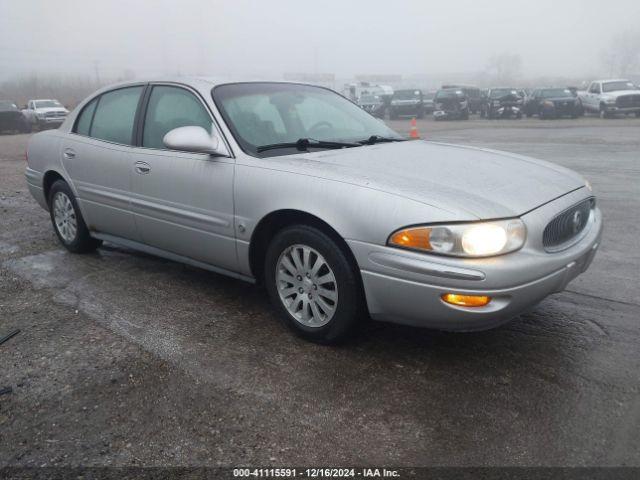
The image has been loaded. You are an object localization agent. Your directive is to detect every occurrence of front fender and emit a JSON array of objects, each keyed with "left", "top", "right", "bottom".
[{"left": 233, "top": 161, "right": 461, "bottom": 277}]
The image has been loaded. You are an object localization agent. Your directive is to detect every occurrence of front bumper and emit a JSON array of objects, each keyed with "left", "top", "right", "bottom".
[
  {"left": 433, "top": 110, "right": 464, "bottom": 119},
  {"left": 603, "top": 105, "right": 640, "bottom": 114},
  {"left": 348, "top": 189, "right": 603, "bottom": 331},
  {"left": 38, "top": 116, "right": 66, "bottom": 125}
]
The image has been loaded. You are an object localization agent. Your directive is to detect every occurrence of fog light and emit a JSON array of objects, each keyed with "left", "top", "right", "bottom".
[{"left": 441, "top": 293, "right": 491, "bottom": 307}]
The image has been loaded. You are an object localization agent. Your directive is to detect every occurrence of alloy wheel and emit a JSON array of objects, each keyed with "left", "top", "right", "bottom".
[
  {"left": 53, "top": 192, "right": 77, "bottom": 243},
  {"left": 275, "top": 244, "right": 338, "bottom": 327}
]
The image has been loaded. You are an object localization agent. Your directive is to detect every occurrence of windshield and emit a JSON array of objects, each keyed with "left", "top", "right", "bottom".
[
  {"left": 490, "top": 89, "right": 519, "bottom": 98},
  {"left": 435, "top": 89, "right": 464, "bottom": 100},
  {"left": 0, "top": 101, "right": 18, "bottom": 110},
  {"left": 540, "top": 88, "right": 573, "bottom": 98},
  {"left": 213, "top": 83, "right": 402, "bottom": 157},
  {"left": 35, "top": 100, "right": 62, "bottom": 109},
  {"left": 602, "top": 81, "right": 636, "bottom": 93},
  {"left": 393, "top": 90, "right": 421, "bottom": 100}
]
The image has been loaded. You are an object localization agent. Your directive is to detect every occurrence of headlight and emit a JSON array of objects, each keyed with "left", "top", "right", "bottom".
[
  {"left": 543, "top": 100, "right": 554, "bottom": 107},
  {"left": 388, "top": 219, "right": 526, "bottom": 258}
]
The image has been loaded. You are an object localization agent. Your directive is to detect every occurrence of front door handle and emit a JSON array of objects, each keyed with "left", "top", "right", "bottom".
[
  {"left": 134, "top": 161, "right": 151, "bottom": 175},
  {"left": 63, "top": 148, "right": 76, "bottom": 159}
]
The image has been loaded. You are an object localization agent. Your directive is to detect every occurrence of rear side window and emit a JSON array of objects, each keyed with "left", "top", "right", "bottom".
[
  {"left": 142, "top": 86, "right": 212, "bottom": 149},
  {"left": 90, "top": 87, "right": 143, "bottom": 145},
  {"left": 75, "top": 98, "right": 98, "bottom": 136}
]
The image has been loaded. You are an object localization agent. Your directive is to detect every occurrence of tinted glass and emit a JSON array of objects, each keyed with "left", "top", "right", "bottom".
[
  {"left": 143, "top": 86, "right": 212, "bottom": 149},
  {"left": 213, "top": 83, "right": 401, "bottom": 157},
  {"left": 540, "top": 88, "right": 572, "bottom": 98},
  {"left": 394, "top": 90, "right": 421, "bottom": 100},
  {"left": 90, "top": 87, "right": 143, "bottom": 145},
  {"left": 75, "top": 98, "right": 97, "bottom": 136}
]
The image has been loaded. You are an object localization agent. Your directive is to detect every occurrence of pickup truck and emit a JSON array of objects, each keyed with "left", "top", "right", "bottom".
[
  {"left": 580, "top": 79, "right": 640, "bottom": 118},
  {"left": 22, "top": 99, "right": 69, "bottom": 129}
]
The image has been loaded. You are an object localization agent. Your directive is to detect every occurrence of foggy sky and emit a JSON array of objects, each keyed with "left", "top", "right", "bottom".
[{"left": 1, "top": 0, "right": 639, "bottom": 82}]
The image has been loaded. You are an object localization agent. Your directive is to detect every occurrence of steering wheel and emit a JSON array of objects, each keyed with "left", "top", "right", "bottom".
[{"left": 307, "top": 121, "right": 333, "bottom": 137}]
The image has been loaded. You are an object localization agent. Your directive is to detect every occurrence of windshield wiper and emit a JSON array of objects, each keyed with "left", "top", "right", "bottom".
[
  {"left": 256, "top": 138, "right": 360, "bottom": 153},
  {"left": 358, "top": 135, "right": 406, "bottom": 145}
]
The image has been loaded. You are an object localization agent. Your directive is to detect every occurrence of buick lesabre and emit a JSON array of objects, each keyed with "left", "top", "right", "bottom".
[{"left": 25, "top": 79, "right": 603, "bottom": 343}]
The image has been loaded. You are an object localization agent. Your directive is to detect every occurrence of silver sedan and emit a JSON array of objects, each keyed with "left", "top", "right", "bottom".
[{"left": 25, "top": 78, "right": 603, "bottom": 343}]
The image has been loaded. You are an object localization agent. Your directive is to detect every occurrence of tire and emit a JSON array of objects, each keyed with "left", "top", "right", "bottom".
[
  {"left": 48, "top": 180, "right": 102, "bottom": 253},
  {"left": 600, "top": 105, "right": 610, "bottom": 119},
  {"left": 264, "top": 225, "right": 363, "bottom": 344}
]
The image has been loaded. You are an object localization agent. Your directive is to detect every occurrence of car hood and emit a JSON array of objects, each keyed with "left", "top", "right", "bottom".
[
  {"left": 392, "top": 99, "right": 420, "bottom": 105},
  {"left": 35, "top": 107, "right": 68, "bottom": 114},
  {"left": 278, "top": 141, "right": 585, "bottom": 220},
  {"left": 545, "top": 96, "right": 577, "bottom": 102}
]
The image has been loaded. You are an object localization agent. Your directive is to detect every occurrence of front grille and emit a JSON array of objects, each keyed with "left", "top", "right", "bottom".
[
  {"left": 45, "top": 111, "right": 66, "bottom": 118},
  {"left": 616, "top": 94, "right": 640, "bottom": 108},
  {"left": 543, "top": 198, "right": 594, "bottom": 252}
]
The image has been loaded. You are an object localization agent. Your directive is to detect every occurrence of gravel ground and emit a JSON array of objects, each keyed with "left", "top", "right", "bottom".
[{"left": 0, "top": 116, "right": 639, "bottom": 468}]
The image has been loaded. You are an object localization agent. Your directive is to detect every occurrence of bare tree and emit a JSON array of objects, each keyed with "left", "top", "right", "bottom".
[
  {"left": 602, "top": 30, "right": 640, "bottom": 77},
  {"left": 485, "top": 53, "right": 523, "bottom": 85}
]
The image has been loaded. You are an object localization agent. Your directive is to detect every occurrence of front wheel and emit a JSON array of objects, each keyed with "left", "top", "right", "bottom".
[
  {"left": 264, "top": 225, "right": 363, "bottom": 344},
  {"left": 48, "top": 180, "right": 102, "bottom": 253}
]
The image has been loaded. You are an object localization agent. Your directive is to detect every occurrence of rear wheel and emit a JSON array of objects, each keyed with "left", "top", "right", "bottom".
[
  {"left": 264, "top": 225, "right": 363, "bottom": 344},
  {"left": 48, "top": 180, "right": 102, "bottom": 253}
]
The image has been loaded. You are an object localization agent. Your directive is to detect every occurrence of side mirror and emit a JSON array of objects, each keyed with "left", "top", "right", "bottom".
[{"left": 163, "top": 125, "right": 228, "bottom": 156}]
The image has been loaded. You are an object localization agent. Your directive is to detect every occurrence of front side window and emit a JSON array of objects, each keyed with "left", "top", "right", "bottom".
[
  {"left": 90, "top": 86, "right": 143, "bottom": 145},
  {"left": 143, "top": 86, "right": 212, "bottom": 149},
  {"left": 213, "top": 83, "right": 401, "bottom": 157}
]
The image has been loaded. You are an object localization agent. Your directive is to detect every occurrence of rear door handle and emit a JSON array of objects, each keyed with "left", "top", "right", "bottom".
[
  {"left": 63, "top": 148, "right": 76, "bottom": 159},
  {"left": 134, "top": 161, "right": 151, "bottom": 175}
]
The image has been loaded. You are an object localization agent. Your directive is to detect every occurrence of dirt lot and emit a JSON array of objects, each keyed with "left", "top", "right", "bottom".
[{"left": 1, "top": 116, "right": 639, "bottom": 468}]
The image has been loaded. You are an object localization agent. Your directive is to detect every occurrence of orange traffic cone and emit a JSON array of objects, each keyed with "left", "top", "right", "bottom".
[{"left": 409, "top": 117, "right": 420, "bottom": 139}]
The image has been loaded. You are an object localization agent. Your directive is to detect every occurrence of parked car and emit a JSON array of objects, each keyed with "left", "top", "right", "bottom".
[
  {"left": 22, "top": 99, "right": 69, "bottom": 130},
  {"left": 389, "top": 89, "right": 425, "bottom": 119},
  {"left": 433, "top": 88, "right": 469, "bottom": 120},
  {"left": 581, "top": 79, "right": 640, "bottom": 118},
  {"left": 0, "top": 100, "right": 31, "bottom": 133},
  {"left": 423, "top": 91, "right": 436, "bottom": 114},
  {"left": 25, "top": 78, "right": 602, "bottom": 344},
  {"left": 358, "top": 94, "right": 385, "bottom": 118},
  {"left": 524, "top": 88, "right": 581, "bottom": 119},
  {"left": 481, "top": 88, "right": 524, "bottom": 119},
  {"left": 442, "top": 84, "right": 482, "bottom": 114}
]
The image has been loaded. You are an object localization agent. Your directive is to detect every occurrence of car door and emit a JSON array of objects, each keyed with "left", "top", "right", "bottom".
[
  {"left": 60, "top": 85, "right": 145, "bottom": 241},
  {"left": 128, "top": 84, "right": 237, "bottom": 272}
]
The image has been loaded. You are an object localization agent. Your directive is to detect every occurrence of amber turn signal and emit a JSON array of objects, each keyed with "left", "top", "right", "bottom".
[
  {"left": 441, "top": 293, "right": 491, "bottom": 308},
  {"left": 389, "top": 228, "right": 432, "bottom": 250}
]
